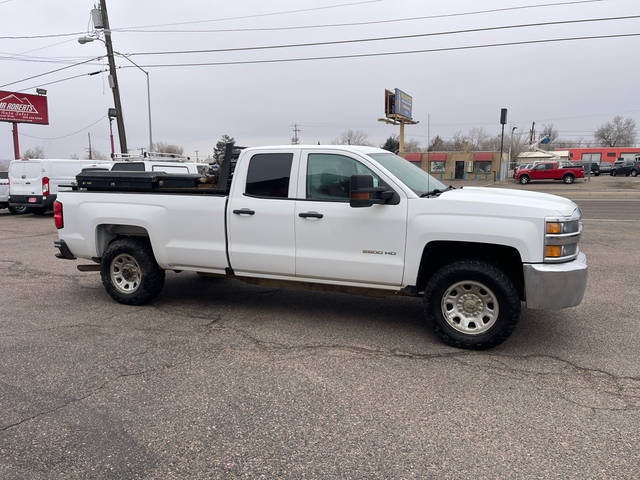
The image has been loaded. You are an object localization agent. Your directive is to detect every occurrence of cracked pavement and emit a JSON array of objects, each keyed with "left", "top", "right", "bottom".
[{"left": 0, "top": 197, "right": 639, "bottom": 479}]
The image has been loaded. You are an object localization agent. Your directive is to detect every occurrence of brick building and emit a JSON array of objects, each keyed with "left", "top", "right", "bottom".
[{"left": 400, "top": 151, "right": 506, "bottom": 181}]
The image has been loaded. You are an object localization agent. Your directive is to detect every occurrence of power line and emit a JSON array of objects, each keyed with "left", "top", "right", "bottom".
[
  {"left": 116, "top": 0, "right": 383, "bottom": 29},
  {"left": 0, "top": 0, "right": 382, "bottom": 39},
  {"left": 17, "top": 69, "right": 107, "bottom": 92},
  {"left": 116, "top": 0, "right": 608, "bottom": 34},
  {"left": 126, "top": 32, "right": 640, "bottom": 68},
  {"left": 0, "top": 55, "right": 101, "bottom": 65},
  {"left": 0, "top": 55, "right": 105, "bottom": 88},
  {"left": 126, "top": 15, "right": 640, "bottom": 56},
  {"left": 18, "top": 116, "right": 106, "bottom": 140}
]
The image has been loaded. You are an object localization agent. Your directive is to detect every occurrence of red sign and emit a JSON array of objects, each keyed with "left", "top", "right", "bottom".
[{"left": 0, "top": 90, "right": 49, "bottom": 125}]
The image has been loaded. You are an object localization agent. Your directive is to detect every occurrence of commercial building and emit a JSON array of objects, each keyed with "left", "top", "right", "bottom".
[{"left": 400, "top": 151, "right": 506, "bottom": 180}]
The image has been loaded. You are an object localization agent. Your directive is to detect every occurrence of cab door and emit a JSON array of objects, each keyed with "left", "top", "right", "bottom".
[
  {"left": 227, "top": 150, "right": 299, "bottom": 277},
  {"left": 294, "top": 150, "right": 407, "bottom": 286}
]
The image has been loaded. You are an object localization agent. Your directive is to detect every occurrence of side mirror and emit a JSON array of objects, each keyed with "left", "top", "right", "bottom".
[{"left": 349, "top": 174, "right": 393, "bottom": 208}]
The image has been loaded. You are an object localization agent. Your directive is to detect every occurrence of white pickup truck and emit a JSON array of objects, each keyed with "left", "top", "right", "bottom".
[{"left": 54, "top": 145, "right": 587, "bottom": 349}]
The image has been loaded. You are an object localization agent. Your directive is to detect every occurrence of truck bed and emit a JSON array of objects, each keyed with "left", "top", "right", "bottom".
[{"left": 59, "top": 190, "right": 229, "bottom": 273}]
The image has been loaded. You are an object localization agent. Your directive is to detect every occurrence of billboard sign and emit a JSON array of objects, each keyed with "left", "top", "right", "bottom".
[
  {"left": 0, "top": 90, "right": 49, "bottom": 125},
  {"left": 394, "top": 88, "right": 412, "bottom": 119}
]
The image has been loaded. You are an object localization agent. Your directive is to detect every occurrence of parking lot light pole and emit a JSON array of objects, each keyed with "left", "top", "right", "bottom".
[
  {"left": 78, "top": 37, "right": 153, "bottom": 154},
  {"left": 509, "top": 126, "right": 518, "bottom": 173},
  {"left": 115, "top": 53, "right": 153, "bottom": 154}
]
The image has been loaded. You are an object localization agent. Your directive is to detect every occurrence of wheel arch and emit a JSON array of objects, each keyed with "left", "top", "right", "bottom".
[
  {"left": 415, "top": 241, "right": 525, "bottom": 300},
  {"left": 95, "top": 223, "right": 152, "bottom": 258}
]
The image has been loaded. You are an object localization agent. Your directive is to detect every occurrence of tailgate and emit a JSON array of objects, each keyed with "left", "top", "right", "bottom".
[{"left": 9, "top": 162, "right": 41, "bottom": 196}]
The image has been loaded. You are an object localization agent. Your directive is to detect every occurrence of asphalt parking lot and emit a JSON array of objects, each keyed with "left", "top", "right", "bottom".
[{"left": 1, "top": 180, "right": 639, "bottom": 479}]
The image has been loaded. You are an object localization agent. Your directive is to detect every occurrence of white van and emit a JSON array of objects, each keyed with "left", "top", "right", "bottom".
[
  {"left": 8, "top": 158, "right": 111, "bottom": 214},
  {"left": 0, "top": 171, "right": 9, "bottom": 211}
]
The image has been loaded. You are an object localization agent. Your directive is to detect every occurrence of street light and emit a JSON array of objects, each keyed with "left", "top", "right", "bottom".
[
  {"left": 78, "top": 35, "right": 153, "bottom": 154},
  {"left": 509, "top": 126, "right": 518, "bottom": 174}
]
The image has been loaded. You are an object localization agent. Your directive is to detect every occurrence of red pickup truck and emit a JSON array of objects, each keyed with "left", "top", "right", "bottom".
[{"left": 515, "top": 161, "right": 584, "bottom": 185}]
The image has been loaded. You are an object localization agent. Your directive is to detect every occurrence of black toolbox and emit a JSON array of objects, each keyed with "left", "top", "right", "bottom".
[{"left": 75, "top": 171, "right": 205, "bottom": 192}]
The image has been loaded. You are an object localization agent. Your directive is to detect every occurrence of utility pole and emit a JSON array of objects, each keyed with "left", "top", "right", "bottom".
[
  {"left": 291, "top": 123, "right": 301, "bottom": 144},
  {"left": 529, "top": 121, "right": 536, "bottom": 145},
  {"left": 99, "top": 0, "right": 127, "bottom": 154},
  {"left": 87, "top": 132, "right": 93, "bottom": 160}
]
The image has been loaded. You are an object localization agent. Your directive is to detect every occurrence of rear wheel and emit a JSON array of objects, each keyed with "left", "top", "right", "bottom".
[
  {"left": 423, "top": 260, "right": 520, "bottom": 350},
  {"left": 611, "top": 170, "right": 617, "bottom": 176},
  {"left": 562, "top": 174, "right": 575, "bottom": 184},
  {"left": 8, "top": 205, "right": 27, "bottom": 215},
  {"left": 100, "top": 237, "right": 165, "bottom": 305},
  {"left": 632, "top": 170, "right": 638, "bottom": 177},
  {"left": 519, "top": 175, "right": 530, "bottom": 185}
]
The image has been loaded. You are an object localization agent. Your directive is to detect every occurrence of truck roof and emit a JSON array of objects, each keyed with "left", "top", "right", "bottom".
[{"left": 241, "top": 145, "right": 388, "bottom": 155}]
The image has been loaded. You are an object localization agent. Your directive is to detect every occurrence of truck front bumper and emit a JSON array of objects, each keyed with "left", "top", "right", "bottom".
[{"left": 523, "top": 252, "right": 587, "bottom": 310}]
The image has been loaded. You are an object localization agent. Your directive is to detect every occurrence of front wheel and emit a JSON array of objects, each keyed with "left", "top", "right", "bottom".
[
  {"left": 423, "top": 260, "right": 521, "bottom": 349},
  {"left": 562, "top": 174, "right": 575, "bottom": 184},
  {"left": 519, "top": 175, "right": 530, "bottom": 185},
  {"left": 632, "top": 170, "right": 638, "bottom": 177},
  {"left": 100, "top": 237, "right": 165, "bottom": 305},
  {"left": 611, "top": 170, "right": 617, "bottom": 176}
]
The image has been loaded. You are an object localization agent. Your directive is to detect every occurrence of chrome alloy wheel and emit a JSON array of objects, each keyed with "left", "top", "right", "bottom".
[
  {"left": 440, "top": 280, "right": 499, "bottom": 335},
  {"left": 110, "top": 253, "right": 142, "bottom": 294}
]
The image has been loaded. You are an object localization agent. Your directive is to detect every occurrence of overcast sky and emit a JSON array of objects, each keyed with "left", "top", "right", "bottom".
[{"left": 1, "top": 0, "right": 639, "bottom": 160}]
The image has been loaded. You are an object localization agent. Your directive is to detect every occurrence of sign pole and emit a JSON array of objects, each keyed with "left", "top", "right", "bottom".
[
  {"left": 399, "top": 120, "right": 405, "bottom": 153},
  {"left": 12, "top": 122, "right": 20, "bottom": 159},
  {"left": 109, "top": 117, "right": 115, "bottom": 158}
]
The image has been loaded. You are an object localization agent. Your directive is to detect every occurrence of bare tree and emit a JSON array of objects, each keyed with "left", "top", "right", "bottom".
[
  {"left": 594, "top": 116, "right": 637, "bottom": 146},
  {"left": 332, "top": 129, "right": 372, "bottom": 146},
  {"left": 152, "top": 142, "right": 184, "bottom": 155},
  {"left": 23, "top": 146, "right": 44, "bottom": 158},
  {"left": 84, "top": 150, "right": 108, "bottom": 160},
  {"left": 403, "top": 139, "right": 421, "bottom": 152}
]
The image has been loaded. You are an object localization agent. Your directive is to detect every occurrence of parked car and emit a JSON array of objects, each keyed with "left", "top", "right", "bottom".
[
  {"left": 54, "top": 145, "right": 587, "bottom": 350},
  {"left": 610, "top": 158, "right": 640, "bottom": 177},
  {"left": 514, "top": 161, "right": 585, "bottom": 184},
  {"left": 581, "top": 162, "right": 600, "bottom": 176},
  {"left": 8, "top": 158, "right": 111, "bottom": 214},
  {"left": 599, "top": 162, "right": 613, "bottom": 174}
]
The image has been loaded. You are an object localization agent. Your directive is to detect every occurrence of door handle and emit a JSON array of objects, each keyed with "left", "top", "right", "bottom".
[
  {"left": 233, "top": 208, "right": 255, "bottom": 216},
  {"left": 299, "top": 211, "right": 323, "bottom": 219}
]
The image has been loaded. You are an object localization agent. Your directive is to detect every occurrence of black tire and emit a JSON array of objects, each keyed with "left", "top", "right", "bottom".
[
  {"left": 519, "top": 175, "right": 530, "bottom": 185},
  {"left": 8, "top": 205, "right": 27, "bottom": 215},
  {"left": 632, "top": 170, "right": 638, "bottom": 177},
  {"left": 423, "top": 260, "right": 521, "bottom": 350},
  {"left": 595, "top": 172, "right": 600, "bottom": 176},
  {"left": 100, "top": 237, "right": 165, "bottom": 305},
  {"left": 611, "top": 170, "right": 617, "bottom": 176},
  {"left": 562, "top": 174, "right": 575, "bottom": 184},
  {"left": 30, "top": 207, "right": 47, "bottom": 215}
]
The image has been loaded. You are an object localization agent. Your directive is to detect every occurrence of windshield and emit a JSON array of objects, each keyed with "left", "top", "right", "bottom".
[{"left": 368, "top": 152, "right": 446, "bottom": 196}]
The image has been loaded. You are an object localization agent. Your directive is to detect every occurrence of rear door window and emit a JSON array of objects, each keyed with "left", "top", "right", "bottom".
[
  {"left": 152, "top": 165, "right": 189, "bottom": 174},
  {"left": 245, "top": 153, "right": 293, "bottom": 198}
]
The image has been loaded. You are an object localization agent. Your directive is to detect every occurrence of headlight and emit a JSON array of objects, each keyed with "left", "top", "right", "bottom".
[{"left": 544, "top": 210, "right": 582, "bottom": 263}]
